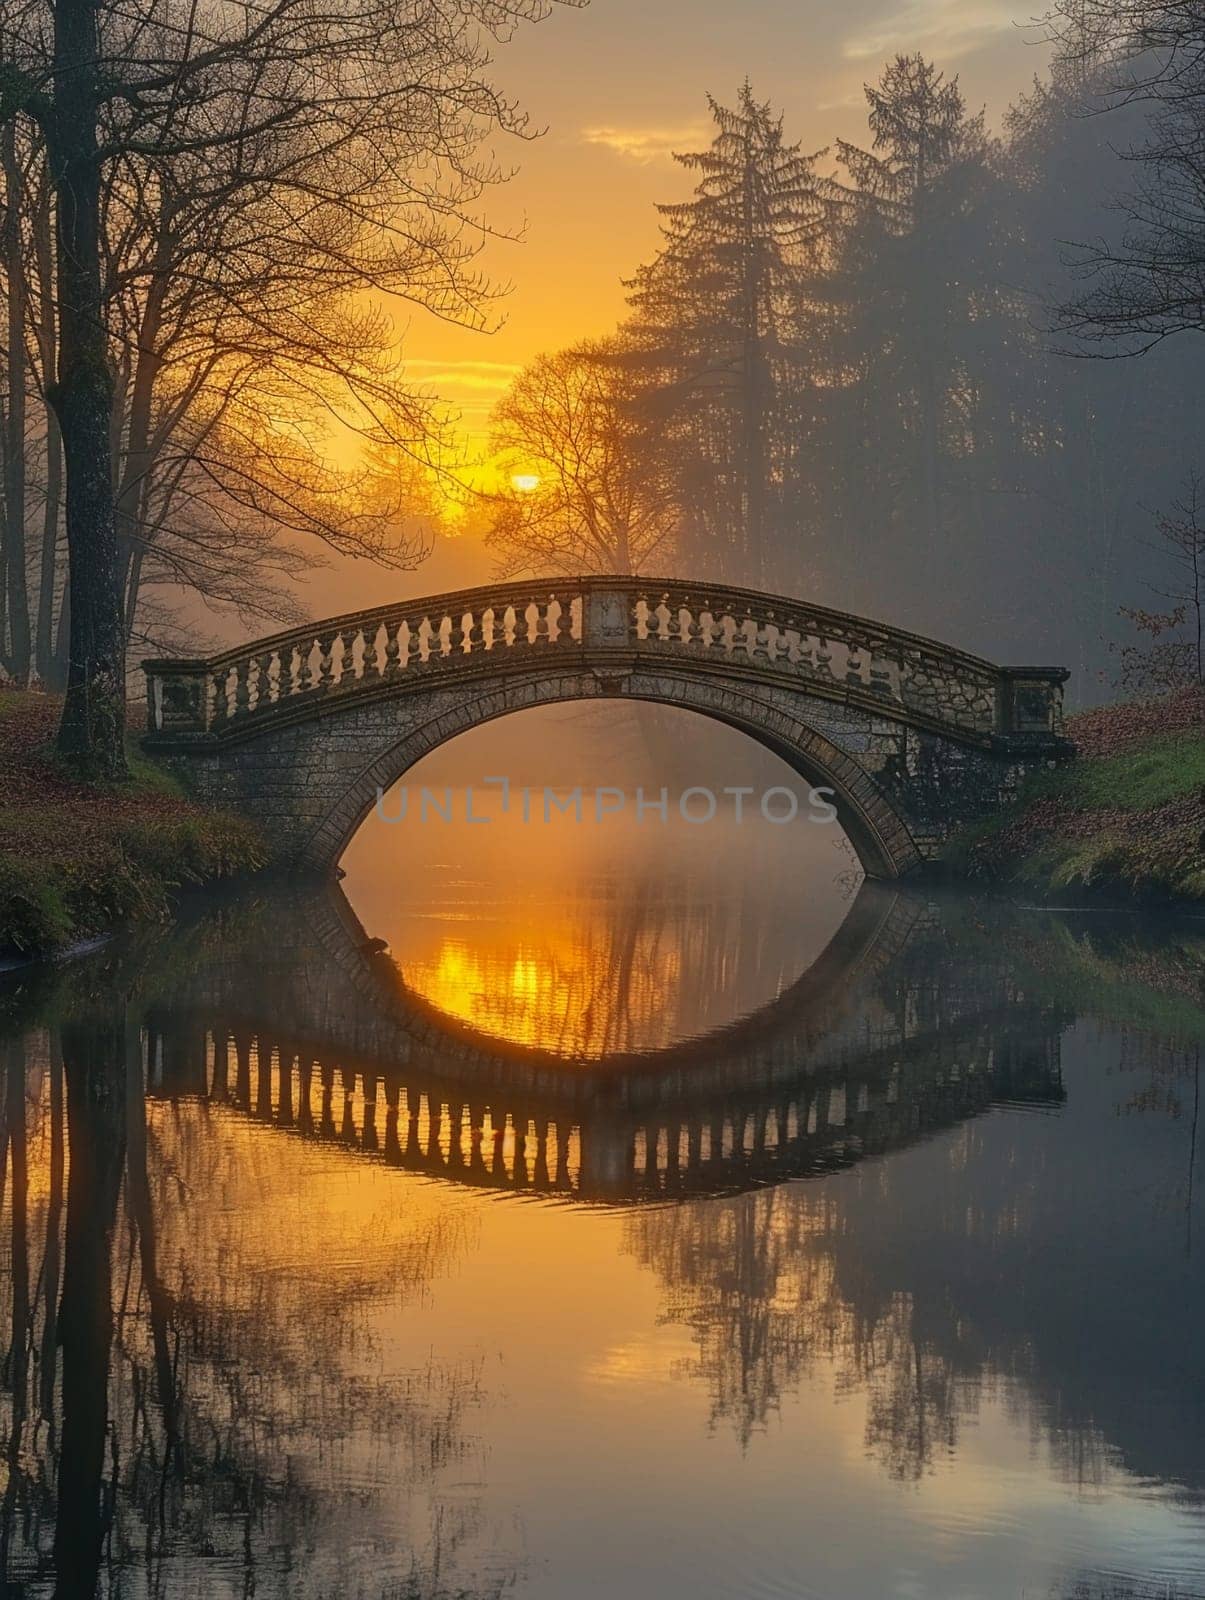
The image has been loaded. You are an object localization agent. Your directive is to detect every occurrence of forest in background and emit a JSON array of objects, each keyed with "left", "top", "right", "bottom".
[
  {"left": 486, "top": 27, "right": 1205, "bottom": 697},
  {"left": 2, "top": 0, "right": 1204, "bottom": 736}
]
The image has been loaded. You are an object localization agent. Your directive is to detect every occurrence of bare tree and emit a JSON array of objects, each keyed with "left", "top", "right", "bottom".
[
  {"left": 1044, "top": 1, "right": 1205, "bottom": 353},
  {"left": 0, "top": 0, "right": 581, "bottom": 775},
  {"left": 487, "top": 339, "right": 679, "bottom": 575},
  {"left": 1115, "top": 470, "right": 1205, "bottom": 689}
]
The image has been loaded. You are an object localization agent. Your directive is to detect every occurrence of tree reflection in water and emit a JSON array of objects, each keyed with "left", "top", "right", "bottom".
[
  {"left": 0, "top": 962, "right": 516, "bottom": 1600},
  {"left": 626, "top": 994, "right": 1203, "bottom": 1494},
  {"left": 0, "top": 888, "right": 1200, "bottom": 1597}
]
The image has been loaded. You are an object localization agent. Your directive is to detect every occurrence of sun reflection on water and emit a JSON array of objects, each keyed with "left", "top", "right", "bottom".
[{"left": 341, "top": 797, "right": 853, "bottom": 1057}]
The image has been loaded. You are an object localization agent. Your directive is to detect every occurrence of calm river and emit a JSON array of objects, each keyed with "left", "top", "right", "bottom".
[{"left": 1, "top": 768, "right": 1202, "bottom": 1599}]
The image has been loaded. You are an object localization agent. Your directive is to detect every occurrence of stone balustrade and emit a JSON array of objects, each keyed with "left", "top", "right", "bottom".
[{"left": 144, "top": 576, "right": 1066, "bottom": 747}]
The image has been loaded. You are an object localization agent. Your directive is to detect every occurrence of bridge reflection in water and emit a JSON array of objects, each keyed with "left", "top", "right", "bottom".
[
  {"left": 1, "top": 879, "right": 1202, "bottom": 1600},
  {"left": 143, "top": 882, "right": 1067, "bottom": 1204}
]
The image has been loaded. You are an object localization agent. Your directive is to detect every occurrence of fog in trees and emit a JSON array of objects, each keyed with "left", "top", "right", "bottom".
[{"left": 486, "top": 31, "right": 1205, "bottom": 696}]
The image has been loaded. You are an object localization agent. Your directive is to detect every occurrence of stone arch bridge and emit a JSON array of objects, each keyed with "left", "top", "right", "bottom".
[{"left": 143, "top": 577, "right": 1072, "bottom": 876}]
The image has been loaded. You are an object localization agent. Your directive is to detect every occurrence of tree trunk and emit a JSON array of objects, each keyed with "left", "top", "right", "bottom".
[
  {"left": 36, "top": 410, "right": 63, "bottom": 683},
  {"left": 1, "top": 121, "right": 31, "bottom": 686},
  {"left": 34, "top": 179, "right": 64, "bottom": 686},
  {"left": 51, "top": 573, "right": 70, "bottom": 687},
  {"left": 47, "top": 0, "right": 126, "bottom": 778}
]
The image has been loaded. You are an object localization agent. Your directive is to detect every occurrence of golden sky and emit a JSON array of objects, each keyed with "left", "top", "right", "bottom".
[
  {"left": 396, "top": 0, "right": 1047, "bottom": 416},
  {"left": 323, "top": 0, "right": 1050, "bottom": 608}
]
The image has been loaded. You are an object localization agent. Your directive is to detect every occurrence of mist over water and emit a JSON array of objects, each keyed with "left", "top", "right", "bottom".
[{"left": 342, "top": 707, "right": 860, "bottom": 1055}]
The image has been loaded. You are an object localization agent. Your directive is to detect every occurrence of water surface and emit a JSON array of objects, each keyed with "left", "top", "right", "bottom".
[{"left": 0, "top": 794, "right": 1202, "bottom": 1599}]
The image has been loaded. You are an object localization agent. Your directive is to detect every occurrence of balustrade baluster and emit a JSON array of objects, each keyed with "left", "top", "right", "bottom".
[
  {"left": 360, "top": 1076, "right": 379, "bottom": 1151},
  {"left": 383, "top": 1083, "right": 401, "bottom": 1162},
  {"left": 869, "top": 649, "right": 895, "bottom": 698},
  {"left": 321, "top": 634, "right": 335, "bottom": 686},
  {"left": 234, "top": 1036, "right": 251, "bottom": 1104},
  {"left": 415, "top": 617, "right": 433, "bottom": 663},
  {"left": 481, "top": 606, "right": 498, "bottom": 649},
  {"left": 297, "top": 1056, "right": 314, "bottom": 1131},
  {"left": 277, "top": 1047, "right": 295, "bottom": 1126},
  {"left": 211, "top": 668, "right": 230, "bottom": 723},
  {"left": 255, "top": 653, "right": 273, "bottom": 709},
  {"left": 375, "top": 624, "right": 393, "bottom": 677},
  {"left": 211, "top": 1036, "right": 230, "bottom": 1101},
  {"left": 349, "top": 629, "right": 366, "bottom": 681},
  {"left": 396, "top": 620, "right": 415, "bottom": 669},
  {"left": 256, "top": 1042, "right": 274, "bottom": 1117},
  {"left": 238, "top": 659, "right": 254, "bottom": 715},
  {"left": 816, "top": 636, "right": 833, "bottom": 678},
  {"left": 533, "top": 599, "right": 552, "bottom": 645},
  {"left": 318, "top": 636, "right": 334, "bottom": 689},
  {"left": 341, "top": 1067, "right": 357, "bottom": 1142},
  {"left": 365, "top": 624, "right": 383, "bottom": 679},
  {"left": 464, "top": 610, "right": 482, "bottom": 655}
]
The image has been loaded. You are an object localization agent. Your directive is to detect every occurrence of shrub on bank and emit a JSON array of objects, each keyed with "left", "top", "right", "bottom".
[{"left": 0, "top": 691, "right": 266, "bottom": 957}]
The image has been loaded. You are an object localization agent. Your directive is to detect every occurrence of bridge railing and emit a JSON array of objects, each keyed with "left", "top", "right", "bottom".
[{"left": 143, "top": 575, "right": 1067, "bottom": 743}]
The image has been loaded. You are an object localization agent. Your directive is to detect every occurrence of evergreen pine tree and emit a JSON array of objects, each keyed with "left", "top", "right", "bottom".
[{"left": 625, "top": 84, "right": 838, "bottom": 586}]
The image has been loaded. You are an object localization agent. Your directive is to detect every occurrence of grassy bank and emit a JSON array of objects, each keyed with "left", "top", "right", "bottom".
[
  {"left": 0, "top": 690, "right": 266, "bottom": 957},
  {"left": 949, "top": 687, "right": 1205, "bottom": 904}
]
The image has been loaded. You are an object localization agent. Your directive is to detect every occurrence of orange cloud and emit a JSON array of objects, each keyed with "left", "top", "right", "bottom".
[{"left": 580, "top": 123, "right": 708, "bottom": 163}]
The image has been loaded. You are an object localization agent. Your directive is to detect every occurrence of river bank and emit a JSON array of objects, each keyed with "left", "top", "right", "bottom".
[
  {"left": 0, "top": 690, "right": 265, "bottom": 958},
  {"left": 947, "top": 686, "right": 1205, "bottom": 906}
]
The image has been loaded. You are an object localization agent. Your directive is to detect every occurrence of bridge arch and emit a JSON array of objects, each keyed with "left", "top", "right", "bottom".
[
  {"left": 142, "top": 576, "right": 1071, "bottom": 877},
  {"left": 306, "top": 666, "right": 923, "bottom": 877}
]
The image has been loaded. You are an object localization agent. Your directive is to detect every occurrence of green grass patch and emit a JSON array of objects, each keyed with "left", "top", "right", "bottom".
[
  {"left": 1055, "top": 732, "right": 1205, "bottom": 812},
  {"left": 122, "top": 742, "right": 188, "bottom": 798},
  {"left": 947, "top": 698, "right": 1205, "bottom": 905}
]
